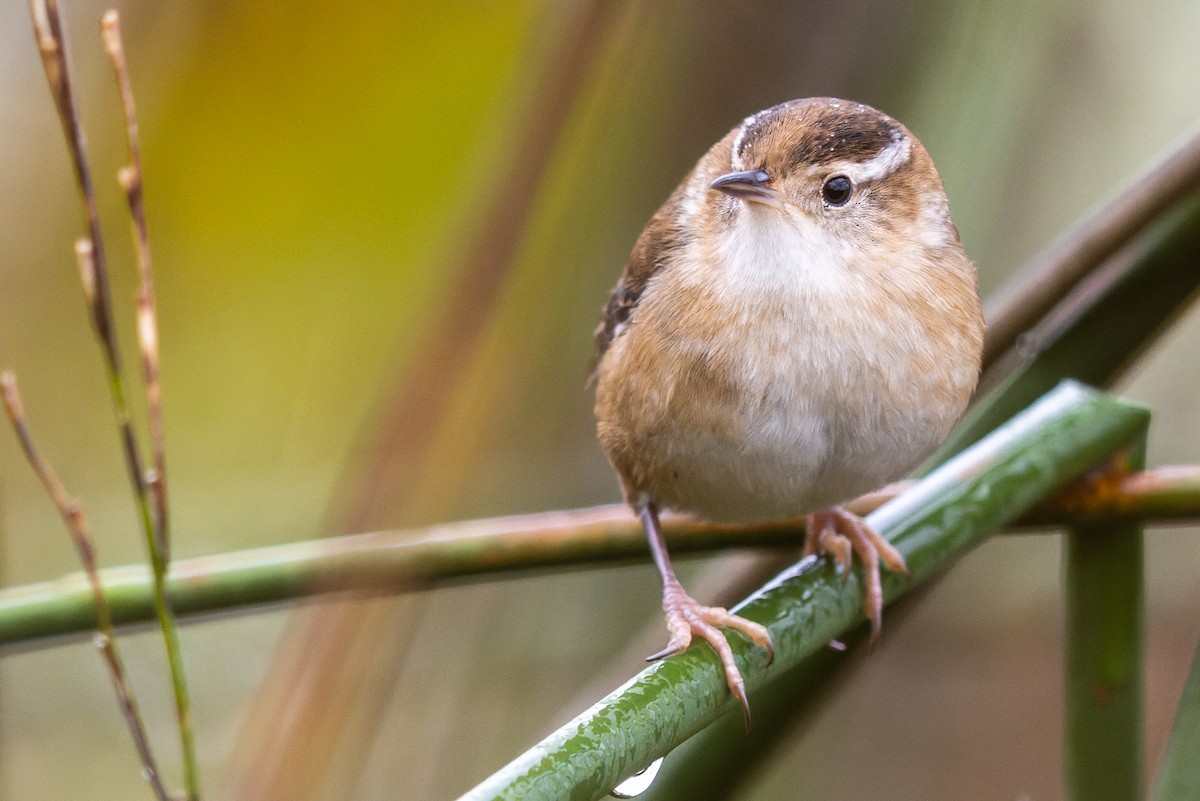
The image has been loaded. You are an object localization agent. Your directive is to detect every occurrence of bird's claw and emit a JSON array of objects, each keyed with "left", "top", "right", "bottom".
[
  {"left": 805, "top": 506, "right": 908, "bottom": 641},
  {"left": 650, "top": 581, "right": 774, "bottom": 728}
]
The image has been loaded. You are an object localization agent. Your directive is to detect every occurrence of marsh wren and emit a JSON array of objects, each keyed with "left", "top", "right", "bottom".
[{"left": 592, "top": 98, "right": 984, "bottom": 723}]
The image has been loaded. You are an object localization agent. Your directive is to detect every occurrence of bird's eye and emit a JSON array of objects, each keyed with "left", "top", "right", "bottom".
[{"left": 822, "top": 175, "right": 853, "bottom": 206}]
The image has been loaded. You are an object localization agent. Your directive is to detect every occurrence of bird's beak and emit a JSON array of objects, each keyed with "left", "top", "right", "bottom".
[{"left": 709, "top": 169, "right": 781, "bottom": 208}]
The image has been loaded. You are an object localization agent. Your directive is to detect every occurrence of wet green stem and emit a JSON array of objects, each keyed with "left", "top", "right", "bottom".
[{"left": 457, "top": 382, "right": 1149, "bottom": 801}]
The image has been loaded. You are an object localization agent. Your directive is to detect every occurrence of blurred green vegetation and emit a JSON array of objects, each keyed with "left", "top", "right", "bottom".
[{"left": 1, "top": 0, "right": 1199, "bottom": 799}]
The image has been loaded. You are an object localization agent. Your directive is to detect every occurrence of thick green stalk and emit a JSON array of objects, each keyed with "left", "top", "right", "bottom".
[
  {"left": 1064, "top": 436, "right": 1146, "bottom": 801},
  {"left": 634, "top": 626, "right": 867, "bottom": 801},
  {"left": 457, "top": 382, "right": 1148, "bottom": 801},
  {"left": 1150, "top": 631, "right": 1200, "bottom": 801}
]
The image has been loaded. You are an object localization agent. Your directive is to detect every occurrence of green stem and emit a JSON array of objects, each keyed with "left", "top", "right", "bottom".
[
  {"left": 457, "top": 382, "right": 1148, "bottom": 801},
  {"left": 1065, "top": 438, "right": 1146, "bottom": 801},
  {"left": 150, "top": 557, "right": 198, "bottom": 800},
  {"left": 107, "top": 330, "right": 199, "bottom": 801},
  {"left": 635, "top": 625, "right": 867, "bottom": 801},
  {"left": 4, "top": 457, "right": 1198, "bottom": 653}
]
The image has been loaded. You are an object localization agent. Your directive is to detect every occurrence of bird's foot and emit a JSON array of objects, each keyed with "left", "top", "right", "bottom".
[
  {"left": 647, "top": 580, "right": 774, "bottom": 727},
  {"left": 803, "top": 506, "right": 908, "bottom": 640}
]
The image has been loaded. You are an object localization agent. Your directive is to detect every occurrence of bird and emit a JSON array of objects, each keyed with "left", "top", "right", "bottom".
[{"left": 590, "top": 97, "right": 985, "bottom": 725}]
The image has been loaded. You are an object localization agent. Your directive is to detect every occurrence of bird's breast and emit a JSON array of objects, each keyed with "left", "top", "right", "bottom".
[{"left": 595, "top": 240, "right": 981, "bottom": 523}]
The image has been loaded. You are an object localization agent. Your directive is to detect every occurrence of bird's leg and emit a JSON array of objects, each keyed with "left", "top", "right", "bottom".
[
  {"left": 637, "top": 500, "right": 774, "bottom": 727},
  {"left": 803, "top": 506, "right": 908, "bottom": 640}
]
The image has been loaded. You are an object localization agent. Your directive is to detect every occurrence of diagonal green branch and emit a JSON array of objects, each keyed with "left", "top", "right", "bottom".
[
  {"left": 934, "top": 189, "right": 1200, "bottom": 463},
  {"left": 983, "top": 124, "right": 1200, "bottom": 365},
  {"left": 457, "top": 381, "right": 1149, "bottom": 801}
]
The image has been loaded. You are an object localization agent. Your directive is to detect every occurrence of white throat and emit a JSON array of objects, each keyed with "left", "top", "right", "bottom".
[{"left": 708, "top": 208, "right": 854, "bottom": 301}]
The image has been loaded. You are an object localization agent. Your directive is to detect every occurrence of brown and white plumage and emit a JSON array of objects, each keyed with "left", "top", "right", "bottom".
[{"left": 592, "top": 98, "right": 984, "bottom": 723}]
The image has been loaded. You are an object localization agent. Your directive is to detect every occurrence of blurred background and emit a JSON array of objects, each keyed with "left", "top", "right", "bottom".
[{"left": 2, "top": 0, "right": 1200, "bottom": 798}]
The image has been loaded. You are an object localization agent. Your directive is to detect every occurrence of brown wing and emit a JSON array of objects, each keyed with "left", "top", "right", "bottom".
[{"left": 589, "top": 195, "right": 692, "bottom": 382}]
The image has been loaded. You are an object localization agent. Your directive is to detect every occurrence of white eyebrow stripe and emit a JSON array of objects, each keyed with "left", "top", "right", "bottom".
[
  {"left": 730, "top": 108, "right": 771, "bottom": 170},
  {"left": 730, "top": 127, "right": 746, "bottom": 169},
  {"left": 843, "top": 134, "right": 911, "bottom": 184}
]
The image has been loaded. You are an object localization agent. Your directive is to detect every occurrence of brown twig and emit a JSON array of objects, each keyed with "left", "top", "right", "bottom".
[
  {"left": 0, "top": 373, "right": 170, "bottom": 801},
  {"left": 983, "top": 122, "right": 1200, "bottom": 367}
]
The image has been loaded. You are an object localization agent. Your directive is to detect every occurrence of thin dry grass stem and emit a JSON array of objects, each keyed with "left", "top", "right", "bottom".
[
  {"left": 28, "top": 0, "right": 120, "bottom": 369},
  {"left": 28, "top": 0, "right": 152, "bottom": 518},
  {"left": 983, "top": 123, "right": 1200, "bottom": 367},
  {"left": 75, "top": 237, "right": 97, "bottom": 306},
  {"left": 0, "top": 372, "right": 170, "bottom": 801},
  {"left": 99, "top": 11, "right": 197, "bottom": 800},
  {"left": 102, "top": 9, "right": 169, "bottom": 559},
  {"left": 25, "top": 4, "right": 198, "bottom": 798}
]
